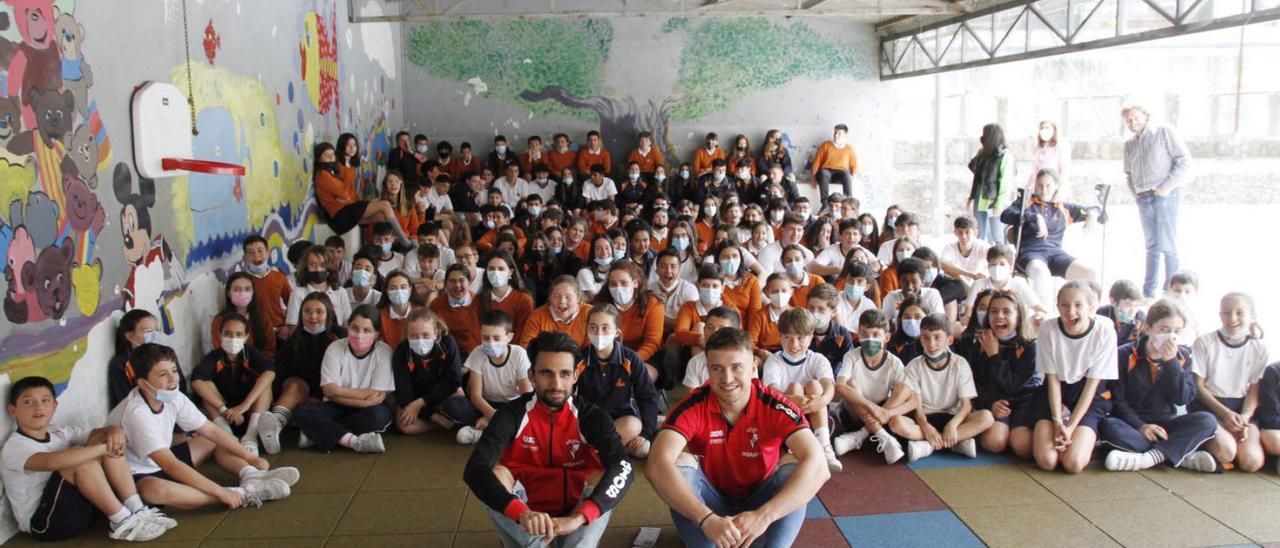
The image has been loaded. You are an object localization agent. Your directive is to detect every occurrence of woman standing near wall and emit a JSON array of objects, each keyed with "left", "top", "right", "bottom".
[
  {"left": 1028, "top": 121, "right": 1068, "bottom": 189},
  {"left": 966, "top": 124, "right": 1016, "bottom": 245}
]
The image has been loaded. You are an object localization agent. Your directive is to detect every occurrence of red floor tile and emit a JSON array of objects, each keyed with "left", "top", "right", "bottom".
[
  {"left": 796, "top": 519, "right": 850, "bottom": 548},
  {"left": 818, "top": 450, "right": 948, "bottom": 517}
]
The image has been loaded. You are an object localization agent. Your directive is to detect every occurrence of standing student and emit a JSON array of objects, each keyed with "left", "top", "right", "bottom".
[
  {"left": 889, "top": 314, "right": 994, "bottom": 462},
  {"left": 1100, "top": 300, "right": 1219, "bottom": 472},
  {"left": 260, "top": 292, "right": 345, "bottom": 452},
  {"left": 463, "top": 332, "right": 633, "bottom": 548},
  {"left": 391, "top": 309, "right": 466, "bottom": 435},
  {"left": 429, "top": 264, "right": 480, "bottom": 354},
  {"left": 648, "top": 328, "right": 830, "bottom": 548},
  {"left": 283, "top": 245, "right": 352, "bottom": 339},
  {"left": 576, "top": 304, "right": 662, "bottom": 458},
  {"left": 683, "top": 307, "right": 741, "bottom": 389},
  {"left": 192, "top": 314, "right": 277, "bottom": 457},
  {"left": 3, "top": 377, "right": 175, "bottom": 542},
  {"left": 293, "top": 305, "right": 395, "bottom": 454},
  {"left": 108, "top": 310, "right": 190, "bottom": 408},
  {"left": 811, "top": 124, "right": 858, "bottom": 202},
  {"left": 954, "top": 290, "right": 1040, "bottom": 457},
  {"left": 833, "top": 310, "right": 911, "bottom": 464},
  {"left": 377, "top": 271, "right": 416, "bottom": 349},
  {"left": 241, "top": 235, "right": 292, "bottom": 339},
  {"left": 108, "top": 344, "right": 296, "bottom": 510},
  {"left": 519, "top": 276, "right": 591, "bottom": 347},
  {"left": 761, "top": 309, "right": 842, "bottom": 472},
  {"left": 1028, "top": 121, "right": 1067, "bottom": 188},
  {"left": 965, "top": 124, "right": 1015, "bottom": 244},
  {"left": 1191, "top": 293, "right": 1269, "bottom": 472},
  {"left": 453, "top": 311, "right": 533, "bottom": 445},
  {"left": 1032, "top": 282, "right": 1118, "bottom": 473}
]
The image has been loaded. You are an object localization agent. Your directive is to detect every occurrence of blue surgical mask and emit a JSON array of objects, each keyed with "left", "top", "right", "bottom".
[
  {"left": 976, "top": 310, "right": 988, "bottom": 327},
  {"left": 551, "top": 245, "right": 564, "bottom": 255},
  {"left": 144, "top": 380, "right": 181, "bottom": 404},
  {"left": 246, "top": 261, "right": 269, "bottom": 275},
  {"left": 924, "top": 268, "right": 938, "bottom": 285},
  {"left": 303, "top": 324, "right": 327, "bottom": 335},
  {"left": 143, "top": 331, "right": 162, "bottom": 345},
  {"left": 723, "top": 259, "right": 741, "bottom": 276},
  {"left": 699, "top": 287, "right": 722, "bottom": 308},
  {"left": 671, "top": 237, "right": 690, "bottom": 252},
  {"left": 844, "top": 284, "right": 865, "bottom": 301},
  {"left": 613, "top": 249, "right": 627, "bottom": 261},
  {"left": 902, "top": 319, "right": 922, "bottom": 338},
  {"left": 351, "top": 269, "right": 372, "bottom": 288},
  {"left": 596, "top": 257, "right": 613, "bottom": 267},
  {"left": 482, "top": 341, "right": 507, "bottom": 358},
  {"left": 379, "top": 242, "right": 393, "bottom": 255},
  {"left": 1115, "top": 308, "right": 1135, "bottom": 324},
  {"left": 410, "top": 338, "right": 435, "bottom": 356},
  {"left": 389, "top": 289, "right": 411, "bottom": 306}
]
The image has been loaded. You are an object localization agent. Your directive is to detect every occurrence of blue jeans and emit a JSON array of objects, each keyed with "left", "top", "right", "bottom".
[
  {"left": 1137, "top": 191, "right": 1180, "bottom": 297},
  {"left": 672, "top": 462, "right": 805, "bottom": 548},
  {"left": 486, "top": 484, "right": 611, "bottom": 548},
  {"left": 975, "top": 209, "right": 1005, "bottom": 245}
]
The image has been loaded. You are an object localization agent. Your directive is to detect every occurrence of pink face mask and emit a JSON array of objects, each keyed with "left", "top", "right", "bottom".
[
  {"left": 230, "top": 291, "right": 252, "bottom": 308},
  {"left": 348, "top": 332, "right": 376, "bottom": 353}
]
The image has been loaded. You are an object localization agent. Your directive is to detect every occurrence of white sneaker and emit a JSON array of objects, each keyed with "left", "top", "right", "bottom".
[
  {"left": 241, "top": 440, "right": 260, "bottom": 458},
  {"left": 298, "top": 431, "right": 314, "bottom": 449},
  {"left": 134, "top": 506, "right": 177, "bottom": 530},
  {"left": 109, "top": 512, "right": 168, "bottom": 541},
  {"left": 241, "top": 477, "right": 291, "bottom": 503},
  {"left": 952, "top": 438, "right": 977, "bottom": 459},
  {"left": 825, "top": 448, "right": 844, "bottom": 473},
  {"left": 257, "top": 413, "right": 283, "bottom": 455},
  {"left": 1178, "top": 451, "right": 1217, "bottom": 473},
  {"left": 243, "top": 466, "right": 301, "bottom": 487},
  {"left": 875, "top": 431, "right": 905, "bottom": 464},
  {"left": 907, "top": 440, "right": 934, "bottom": 462},
  {"left": 352, "top": 432, "right": 386, "bottom": 453},
  {"left": 1104, "top": 450, "right": 1150, "bottom": 471},
  {"left": 456, "top": 426, "right": 482, "bottom": 445},
  {"left": 833, "top": 428, "right": 869, "bottom": 456},
  {"left": 628, "top": 438, "right": 651, "bottom": 459}
]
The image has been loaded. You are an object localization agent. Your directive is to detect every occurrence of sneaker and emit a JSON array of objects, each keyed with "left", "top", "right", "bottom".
[
  {"left": 241, "top": 440, "right": 260, "bottom": 458},
  {"left": 825, "top": 449, "right": 844, "bottom": 473},
  {"left": 833, "top": 428, "right": 868, "bottom": 456},
  {"left": 456, "top": 426, "right": 482, "bottom": 445},
  {"left": 134, "top": 506, "right": 178, "bottom": 530},
  {"left": 243, "top": 466, "right": 301, "bottom": 487},
  {"left": 298, "top": 431, "right": 314, "bottom": 449},
  {"left": 906, "top": 440, "right": 934, "bottom": 462},
  {"left": 352, "top": 432, "right": 386, "bottom": 453},
  {"left": 627, "top": 438, "right": 651, "bottom": 459},
  {"left": 1104, "top": 450, "right": 1148, "bottom": 471},
  {"left": 1178, "top": 451, "right": 1217, "bottom": 473},
  {"left": 257, "top": 413, "right": 283, "bottom": 455},
  {"left": 109, "top": 512, "right": 168, "bottom": 541},
  {"left": 875, "top": 431, "right": 905, "bottom": 464},
  {"left": 952, "top": 438, "right": 977, "bottom": 459},
  {"left": 241, "top": 477, "right": 291, "bottom": 503}
]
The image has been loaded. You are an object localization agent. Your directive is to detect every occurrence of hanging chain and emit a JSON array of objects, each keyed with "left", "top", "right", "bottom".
[{"left": 181, "top": 0, "right": 198, "bottom": 136}]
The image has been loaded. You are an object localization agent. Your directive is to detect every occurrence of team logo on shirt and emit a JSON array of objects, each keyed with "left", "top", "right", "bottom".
[
  {"left": 709, "top": 429, "right": 725, "bottom": 445},
  {"left": 774, "top": 402, "right": 800, "bottom": 422},
  {"left": 566, "top": 438, "right": 583, "bottom": 460}
]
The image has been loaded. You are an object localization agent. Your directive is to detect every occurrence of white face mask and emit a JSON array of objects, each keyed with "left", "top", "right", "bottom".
[
  {"left": 591, "top": 334, "right": 615, "bottom": 353},
  {"left": 989, "top": 265, "right": 1012, "bottom": 284},
  {"left": 1150, "top": 332, "right": 1179, "bottom": 348},
  {"left": 410, "top": 338, "right": 435, "bottom": 356},
  {"left": 704, "top": 205, "right": 718, "bottom": 218},
  {"left": 813, "top": 312, "right": 832, "bottom": 331},
  {"left": 629, "top": 173, "right": 640, "bottom": 181},
  {"left": 222, "top": 336, "right": 246, "bottom": 356},
  {"left": 609, "top": 286, "right": 634, "bottom": 305},
  {"left": 768, "top": 291, "right": 791, "bottom": 308},
  {"left": 487, "top": 269, "right": 510, "bottom": 287}
]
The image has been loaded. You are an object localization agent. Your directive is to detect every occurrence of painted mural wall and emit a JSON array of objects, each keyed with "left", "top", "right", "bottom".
[
  {"left": 0, "top": 0, "right": 402, "bottom": 539},
  {"left": 401, "top": 16, "right": 895, "bottom": 204}
]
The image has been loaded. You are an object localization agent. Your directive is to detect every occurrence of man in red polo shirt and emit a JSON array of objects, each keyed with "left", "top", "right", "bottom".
[{"left": 647, "top": 327, "right": 831, "bottom": 547}]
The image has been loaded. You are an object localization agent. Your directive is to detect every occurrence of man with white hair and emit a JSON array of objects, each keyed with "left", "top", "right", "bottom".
[{"left": 1121, "top": 102, "right": 1191, "bottom": 299}]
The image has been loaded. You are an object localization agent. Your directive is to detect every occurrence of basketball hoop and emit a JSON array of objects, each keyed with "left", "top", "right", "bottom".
[{"left": 131, "top": 82, "right": 246, "bottom": 179}]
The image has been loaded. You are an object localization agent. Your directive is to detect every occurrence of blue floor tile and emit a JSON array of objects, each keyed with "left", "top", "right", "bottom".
[
  {"left": 806, "top": 496, "right": 830, "bottom": 519},
  {"left": 834, "top": 510, "right": 983, "bottom": 548},
  {"left": 905, "top": 449, "right": 1010, "bottom": 470}
]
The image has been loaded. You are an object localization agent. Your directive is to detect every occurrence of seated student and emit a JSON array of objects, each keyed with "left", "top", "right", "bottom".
[
  {"left": 476, "top": 249, "right": 536, "bottom": 339},
  {"left": 464, "top": 331, "right": 633, "bottom": 547},
  {"left": 576, "top": 132, "right": 612, "bottom": 177},
  {"left": 594, "top": 260, "right": 665, "bottom": 378},
  {"left": 1032, "top": 281, "right": 1118, "bottom": 473},
  {"left": 1168, "top": 270, "right": 1202, "bottom": 336},
  {"left": 370, "top": 222, "right": 407, "bottom": 276},
  {"left": 875, "top": 210, "right": 918, "bottom": 266},
  {"left": 293, "top": 305, "right": 396, "bottom": 454},
  {"left": 312, "top": 142, "right": 413, "bottom": 247},
  {"left": 409, "top": 244, "right": 446, "bottom": 305},
  {"left": 649, "top": 327, "right": 829, "bottom": 547},
  {"left": 779, "top": 245, "right": 823, "bottom": 308},
  {"left": 283, "top": 245, "right": 352, "bottom": 339},
  {"left": 1001, "top": 169, "right": 1102, "bottom": 307},
  {"left": 192, "top": 314, "right": 278, "bottom": 456},
  {"left": 108, "top": 310, "right": 190, "bottom": 409},
  {"left": 940, "top": 214, "right": 991, "bottom": 286},
  {"left": 713, "top": 242, "right": 763, "bottom": 315},
  {"left": 747, "top": 273, "right": 792, "bottom": 362},
  {"left": 762, "top": 309, "right": 842, "bottom": 472},
  {"left": 650, "top": 249, "right": 699, "bottom": 332},
  {"left": 406, "top": 221, "right": 457, "bottom": 272},
  {"left": 477, "top": 205, "right": 527, "bottom": 255},
  {"left": 492, "top": 163, "right": 529, "bottom": 207},
  {"left": 914, "top": 247, "right": 966, "bottom": 324},
  {"left": 346, "top": 253, "right": 383, "bottom": 308},
  {"left": 324, "top": 235, "right": 353, "bottom": 290},
  {"left": 454, "top": 311, "right": 533, "bottom": 445},
  {"left": 964, "top": 245, "right": 1045, "bottom": 325},
  {"left": 625, "top": 221, "right": 657, "bottom": 279},
  {"left": 3, "top": 377, "right": 175, "bottom": 542},
  {"left": 1097, "top": 279, "right": 1145, "bottom": 347},
  {"left": 835, "top": 260, "right": 878, "bottom": 333},
  {"left": 756, "top": 213, "right": 813, "bottom": 277},
  {"left": 833, "top": 310, "right": 911, "bottom": 464},
  {"left": 241, "top": 236, "right": 292, "bottom": 339},
  {"left": 683, "top": 307, "right": 741, "bottom": 389},
  {"left": 577, "top": 234, "right": 614, "bottom": 300},
  {"left": 391, "top": 309, "right": 466, "bottom": 435},
  {"left": 109, "top": 344, "right": 297, "bottom": 509},
  {"left": 878, "top": 236, "right": 919, "bottom": 297},
  {"left": 618, "top": 162, "right": 648, "bottom": 210},
  {"left": 1191, "top": 292, "right": 1270, "bottom": 472},
  {"left": 1256, "top": 362, "right": 1280, "bottom": 471},
  {"left": 429, "top": 264, "right": 480, "bottom": 354},
  {"left": 663, "top": 220, "right": 700, "bottom": 284},
  {"left": 379, "top": 170, "right": 425, "bottom": 244},
  {"left": 1100, "top": 300, "right": 1219, "bottom": 472},
  {"left": 805, "top": 284, "right": 855, "bottom": 373},
  {"left": 888, "top": 295, "right": 929, "bottom": 366},
  {"left": 889, "top": 313, "right": 994, "bottom": 462},
  {"left": 582, "top": 165, "right": 618, "bottom": 204},
  {"left": 629, "top": 130, "right": 664, "bottom": 178},
  {"left": 520, "top": 276, "right": 590, "bottom": 347},
  {"left": 674, "top": 265, "right": 728, "bottom": 354},
  {"left": 378, "top": 271, "right": 416, "bottom": 349},
  {"left": 260, "top": 292, "right": 345, "bottom": 451},
  {"left": 691, "top": 132, "right": 724, "bottom": 176},
  {"left": 518, "top": 232, "right": 559, "bottom": 305},
  {"left": 578, "top": 304, "right": 662, "bottom": 458},
  {"left": 881, "top": 258, "right": 946, "bottom": 329},
  {"left": 953, "top": 290, "right": 1041, "bottom": 457}
]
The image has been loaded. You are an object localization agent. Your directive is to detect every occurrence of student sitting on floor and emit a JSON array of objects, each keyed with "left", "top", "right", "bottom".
[
  {"left": 463, "top": 332, "right": 634, "bottom": 548},
  {"left": 805, "top": 283, "right": 855, "bottom": 376},
  {"left": 762, "top": 309, "right": 842, "bottom": 472},
  {"left": 1191, "top": 292, "right": 1270, "bottom": 472},
  {"left": 377, "top": 270, "right": 417, "bottom": 349},
  {"left": 834, "top": 260, "right": 878, "bottom": 333},
  {"left": 454, "top": 311, "right": 533, "bottom": 445},
  {"left": 1254, "top": 362, "right": 1280, "bottom": 473},
  {"left": 3, "top": 377, "right": 176, "bottom": 542},
  {"left": 283, "top": 244, "right": 352, "bottom": 339},
  {"left": 747, "top": 273, "right": 791, "bottom": 362},
  {"left": 261, "top": 292, "right": 345, "bottom": 446},
  {"left": 1100, "top": 299, "right": 1219, "bottom": 473},
  {"left": 682, "top": 306, "right": 742, "bottom": 389},
  {"left": 881, "top": 257, "right": 945, "bottom": 327},
  {"left": 293, "top": 305, "right": 395, "bottom": 454},
  {"left": 648, "top": 327, "right": 829, "bottom": 548},
  {"left": 108, "top": 344, "right": 297, "bottom": 510},
  {"left": 833, "top": 309, "right": 912, "bottom": 464},
  {"left": 1032, "top": 281, "right": 1118, "bottom": 474},
  {"left": 192, "top": 314, "right": 278, "bottom": 457},
  {"left": 890, "top": 314, "right": 994, "bottom": 462},
  {"left": 576, "top": 304, "right": 662, "bottom": 459},
  {"left": 1097, "top": 279, "right": 1146, "bottom": 347},
  {"left": 887, "top": 294, "right": 928, "bottom": 365},
  {"left": 953, "top": 290, "right": 1041, "bottom": 458},
  {"left": 108, "top": 310, "right": 191, "bottom": 409},
  {"left": 391, "top": 309, "right": 466, "bottom": 435}
]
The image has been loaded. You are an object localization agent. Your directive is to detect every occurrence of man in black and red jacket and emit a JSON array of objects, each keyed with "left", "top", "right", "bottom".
[{"left": 463, "top": 331, "right": 634, "bottom": 546}]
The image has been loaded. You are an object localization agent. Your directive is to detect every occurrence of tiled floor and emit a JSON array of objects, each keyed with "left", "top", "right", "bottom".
[{"left": 7, "top": 429, "right": 1280, "bottom": 547}]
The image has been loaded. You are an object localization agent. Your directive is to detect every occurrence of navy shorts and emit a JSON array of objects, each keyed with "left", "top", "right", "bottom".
[
  {"left": 1189, "top": 396, "right": 1261, "bottom": 425},
  {"left": 925, "top": 413, "right": 956, "bottom": 430},
  {"left": 132, "top": 441, "right": 194, "bottom": 483},
  {"left": 1034, "top": 381, "right": 1112, "bottom": 431},
  {"left": 1018, "top": 248, "right": 1077, "bottom": 277},
  {"left": 28, "top": 472, "right": 97, "bottom": 541},
  {"left": 992, "top": 399, "right": 1039, "bottom": 429}
]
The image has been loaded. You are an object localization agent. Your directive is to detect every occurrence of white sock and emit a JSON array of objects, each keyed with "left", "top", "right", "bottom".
[
  {"left": 108, "top": 507, "right": 131, "bottom": 525},
  {"left": 238, "top": 465, "right": 259, "bottom": 481},
  {"left": 1142, "top": 449, "right": 1166, "bottom": 467},
  {"left": 122, "top": 495, "right": 144, "bottom": 513},
  {"left": 339, "top": 433, "right": 357, "bottom": 448},
  {"left": 815, "top": 426, "right": 833, "bottom": 452},
  {"left": 270, "top": 406, "right": 292, "bottom": 425},
  {"left": 243, "top": 413, "right": 262, "bottom": 444},
  {"left": 214, "top": 416, "right": 233, "bottom": 433}
]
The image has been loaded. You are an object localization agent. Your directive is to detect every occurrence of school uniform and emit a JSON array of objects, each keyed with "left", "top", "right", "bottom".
[
  {"left": 519, "top": 304, "right": 590, "bottom": 347},
  {"left": 746, "top": 307, "right": 784, "bottom": 353},
  {"left": 762, "top": 350, "right": 834, "bottom": 390},
  {"left": 811, "top": 322, "right": 855, "bottom": 376},
  {"left": 931, "top": 274, "right": 967, "bottom": 308},
  {"left": 446, "top": 345, "right": 532, "bottom": 426},
  {"left": 428, "top": 294, "right": 480, "bottom": 354},
  {"left": 292, "top": 339, "right": 396, "bottom": 451},
  {"left": 574, "top": 343, "right": 662, "bottom": 439},
  {"left": 1190, "top": 331, "right": 1270, "bottom": 414},
  {"left": 721, "top": 274, "right": 763, "bottom": 316},
  {"left": 248, "top": 268, "right": 293, "bottom": 335},
  {"left": 107, "top": 351, "right": 192, "bottom": 410},
  {"left": 881, "top": 288, "right": 946, "bottom": 323},
  {"left": 107, "top": 388, "right": 207, "bottom": 481},
  {"left": 391, "top": 335, "right": 467, "bottom": 420},
  {"left": 940, "top": 241, "right": 991, "bottom": 279},
  {"left": 192, "top": 345, "right": 274, "bottom": 415},
  {"left": 888, "top": 335, "right": 924, "bottom": 368},
  {"left": 1255, "top": 363, "right": 1280, "bottom": 430},
  {"left": 286, "top": 284, "right": 352, "bottom": 327},
  {"left": 649, "top": 278, "right": 698, "bottom": 324},
  {"left": 617, "top": 297, "right": 665, "bottom": 362},
  {"left": 904, "top": 352, "right": 978, "bottom": 429},
  {"left": 1099, "top": 341, "right": 1217, "bottom": 466},
  {"left": 836, "top": 293, "right": 878, "bottom": 333},
  {"left": 275, "top": 330, "right": 341, "bottom": 397},
  {"left": 1033, "top": 317, "right": 1118, "bottom": 430},
  {"left": 682, "top": 353, "right": 709, "bottom": 388},
  {"left": 577, "top": 267, "right": 608, "bottom": 298},
  {"left": 787, "top": 274, "right": 826, "bottom": 309},
  {"left": 2, "top": 426, "right": 97, "bottom": 540},
  {"left": 1097, "top": 305, "right": 1146, "bottom": 347},
  {"left": 954, "top": 337, "right": 1041, "bottom": 428},
  {"left": 1001, "top": 196, "right": 1100, "bottom": 276},
  {"left": 837, "top": 350, "right": 906, "bottom": 430},
  {"left": 347, "top": 288, "right": 382, "bottom": 309}
]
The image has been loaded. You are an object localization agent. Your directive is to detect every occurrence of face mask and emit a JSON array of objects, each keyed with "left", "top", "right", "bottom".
[
  {"left": 814, "top": 312, "right": 832, "bottom": 331},
  {"left": 902, "top": 319, "right": 922, "bottom": 338},
  {"left": 771, "top": 211, "right": 784, "bottom": 223},
  {"left": 551, "top": 245, "right": 564, "bottom": 255},
  {"left": 629, "top": 173, "right": 640, "bottom": 181},
  {"left": 1115, "top": 308, "right": 1135, "bottom": 324},
  {"left": 714, "top": 172, "right": 725, "bottom": 182},
  {"left": 303, "top": 324, "right": 327, "bottom": 335},
  {"left": 997, "top": 329, "right": 1017, "bottom": 342},
  {"left": 593, "top": 211, "right": 606, "bottom": 222},
  {"left": 416, "top": 145, "right": 429, "bottom": 154},
  {"left": 379, "top": 242, "right": 393, "bottom": 255},
  {"left": 448, "top": 293, "right": 471, "bottom": 307},
  {"left": 439, "top": 151, "right": 451, "bottom": 160},
  {"left": 349, "top": 332, "right": 376, "bottom": 354},
  {"left": 976, "top": 310, "right": 988, "bottom": 327},
  {"left": 591, "top": 334, "right": 615, "bottom": 353},
  {"left": 886, "top": 217, "right": 898, "bottom": 229},
  {"left": 723, "top": 259, "right": 741, "bottom": 276},
  {"left": 495, "top": 145, "right": 507, "bottom": 154},
  {"left": 1151, "top": 332, "right": 1178, "bottom": 348},
  {"left": 704, "top": 205, "right": 718, "bottom": 218},
  {"left": 895, "top": 251, "right": 912, "bottom": 263},
  {"left": 739, "top": 170, "right": 751, "bottom": 179},
  {"left": 989, "top": 265, "right": 1012, "bottom": 284},
  {"left": 484, "top": 219, "right": 496, "bottom": 230},
  {"left": 246, "top": 261, "right": 269, "bottom": 275},
  {"left": 351, "top": 269, "right": 373, "bottom": 288},
  {"left": 389, "top": 289, "right": 411, "bottom": 306},
  {"left": 860, "top": 337, "right": 883, "bottom": 356},
  {"left": 924, "top": 268, "right": 938, "bottom": 285},
  {"left": 562, "top": 177, "right": 574, "bottom": 185},
  {"left": 680, "top": 170, "right": 690, "bottom": 178},
  {"left": 785, "top": 262, "right": 806, "bottom": 278},
  {"left": 797, "top": 212, "right": 811, "bottom": 223},
  {"left": 525, "top": 205, "right": 542, "bottom": 217},
  {"left": 862, "top": 223, "right": 874, "bottom": 235},
  {"left": 1039, "top": 128, "right": 1055, "bottom": 142},
  {"left": 655, "top": 174, "right": 667, "bottom": 182},
  {"left": 143, "top": 380, "right": 181, "bottom": 404},
  {"left": 482, "top": 341, "right": 507, "bottom": 359},
  {"left": 699, "top": 287, "right": 722, "bottom": 308},
  {"left": 925, "top": 348, "right": 949, "bottom": 362},
  {"left": 221, "top": 336, "right": 246, "bottom": 356},
  {"left": 230, "top": 291, "right": 253, "bottom": 308},
  {"left": 595, "top": 257, "right": 613, "bottom": 267},
  {"left": 844, "top": 284, "right": 866, "bottom": 301},
  {"left": 487, "top": 269, "right": 510, "bottom": 287},
  {"left": 671, "top": 237, "right": 690, "bottom": 252},
  {"left": 609, "top": 286, "right": 635, "bottom": 305},
  {"left": 410, "top": 338, "right": 435, "bottom": 356},
  {"left": 305, "top": 270, "right": 328, "bottom": 286},
  {"left": 769, "top": 292, "right": 791, "bottom": 308},
  {"left": 1220, "top": 326, "right": 1246, "bottom": 340}
]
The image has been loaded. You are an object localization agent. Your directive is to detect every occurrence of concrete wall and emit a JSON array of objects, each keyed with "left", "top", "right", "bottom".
[{"left": 0, "top": 0, "right": 402, "bottom": 541}]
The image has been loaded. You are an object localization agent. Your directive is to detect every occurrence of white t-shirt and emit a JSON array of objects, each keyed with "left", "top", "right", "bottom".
[
  {"left": 940, "top": 240, "right": 991, "bottom": 278},
  {"left": 756, "top": 240, "right": 814, "bottom": 277},
  {"left": 877, "top": 238, "right": 899, "bottom": 266},
  {"left": 425, "top": 189, "right": 454, "bottom": 213},
  {"left": 526, "top": 179, "right": 557, "bottom": 204},
  {"left": 965, "top": 277, "right": 1040, "bottom": 311},
  {"left": 577, "top": 267, "right": 608, "bottom": 298},
  {"left": 494, "top": 177, "right": 531, "bottom": 205},
  {"left": 1191, "top": 332, "right": 1270, "bottom": 399},
  {"left": 683, "top": 353, "right": 709, "bottom": 388},
  {"left": 905, "top": 353, "right": 978, "bottom": 414},
  {"left": 287, "top": 285, "right": 352, "bottom": 326},
  {"left": 405, "top": 245, "right": 457, "bottom": 273},
  {"left": 582, "top": 178, "right": 618, "bottom": 202},
  {"left": 836, "top": 294, "right": 878, "bottom": 332},
  {"left": 814, "top": 244, "right": 878, "bottom": 270},
  {"left": 319, "top": 339, "right": 396, "bottom": 396},
  {"left": 649, "top": 278, "right": 698, "bottom": 321},
  {"left": 762, "top": 350, "right": 834, "bottom": 388},
  {"left": 1035, "top": 317, "right": 1119, "bottom": 384},
  {"left": 838, "top": 350, "right": 906, "bottom": 404},
  {"left": 2, "top": 425, "right": 92, "bottom": 532},
  {"left": 107, "top": 389, "right": 208, "bottom": 475},
  {"left": 347, "top": 287, "right": 382, "bottom": 308},
  {"left": 376, "top": 253, "right": 406, "bottom": 278},
  {"left": 464, "top": 345, "right": 532, "bottom": 403},
  {"left": 882, "top": 288, "right": 946, "bottom": 321}
]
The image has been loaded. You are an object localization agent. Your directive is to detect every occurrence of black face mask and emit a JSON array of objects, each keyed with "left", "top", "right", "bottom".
[
  {"left": 305, "top": 270, "right": 328, "bottom": 285},
  {"left": 317, "top": 161, "right": 339, "bottom": 175},
  {"left": 527, "top": 250, "right": 546, "bottom": 261}
]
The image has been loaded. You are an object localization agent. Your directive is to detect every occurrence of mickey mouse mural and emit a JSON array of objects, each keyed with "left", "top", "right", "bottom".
[{"left": 113, "top": 162, "right": 181, "bottom": 333}]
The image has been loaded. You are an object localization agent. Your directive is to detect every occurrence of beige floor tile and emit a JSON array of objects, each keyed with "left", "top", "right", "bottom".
[
  {"left": 915, "top": 465, "right": 1058, "bottom": 509},
  {"left": 954, "top": 502, "right": 1118, "bottom": 548},
  {"left": 208, "top": 493, "right": 352, "bottom": 539},
  {"left": 269, "top": 449, "right": 374, "bottom": 494},
  {"left": 1020, "top": 462, "right": 1171, "bottom": 502},
  {"left": 332, "top": 488, "right": 465, "bottom": 536},
  {"left": 202, "top": 537, "right": 328, "bottom": 547},
  {"left": 1139, "top": 466, "right": 1280, "bottom": 497},
  {"left": 1184, "top": 490, "right": 1280, "bottom": 543},
  {"left": 325, "top": 533, "right": 454, "bottom": 547},
  {"left": 1072, "top": 495, "right": 1249, "bottom": 548}
]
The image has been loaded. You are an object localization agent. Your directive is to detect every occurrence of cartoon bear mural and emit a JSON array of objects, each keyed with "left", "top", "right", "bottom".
[
  {"left": 0, "top": 96, "right": 21, "bottom": 146},
  {"left": 53, "top": 9, "right": 92, "bottom": 119},
  {"left": 8, "top": 87, "right": 73, "bottom": 234},
  {"left": 31, "top": 235, "right": 71, "bottom": 320},
  {"left": 0, "top": 0, "right": 62, "bottom": 128},
  {"left": 61, "top": 123, "right": 97, "bottom": 188}
]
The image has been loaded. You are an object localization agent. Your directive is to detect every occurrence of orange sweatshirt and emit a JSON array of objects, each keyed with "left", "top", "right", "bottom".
[
  {"left": 518, "top": 304, "right": 591, "bottom": 347},
  {"left": 249, "top": 270, "right": 292, "bottom": 334},
  {"left": 627, "top": 148, "right": 665, "bottom": 174},
  {"left": 429, "top": 296, "right": 480, "bottom": 353},
  {"left": 476, "top": 226, "right": 527, "bottom": 255},
  {"left": 314, "top": 165, "right": 359, "bottom": 218},
  {"left": 547, "top": 150, "right": 576, "bottom": 175},
  {"left": 812, "top": 142, "right": 858, "bottom": 174},
  {"left": 485, "top": 290, "right": 535, "bottom": 341},
  {"left": 789, "top": 274, "right": 826, "bottom": 309},
  {"left": 379, "top": 306, "right": 415, "bottom": 349},
  {"left": 576, "top": 148, "right": 611, "bottom": 176},
  {"left": 692, "top": 147, "right": 724, "bottom": 175},
  {"left": 694, "top": 220, "right": 715, "bottom": 256},
  {"left": 619, "top": 296, "right": 665, "bottom": 361},
  {"left": 746, "top": 307, "right": 782, "bottom": 352},
  {"left": 722, "top": 275, "right": 762, "bottom": 316},
  {"left": 672, "top": 301, "right": 741, "bottom": 347}
]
